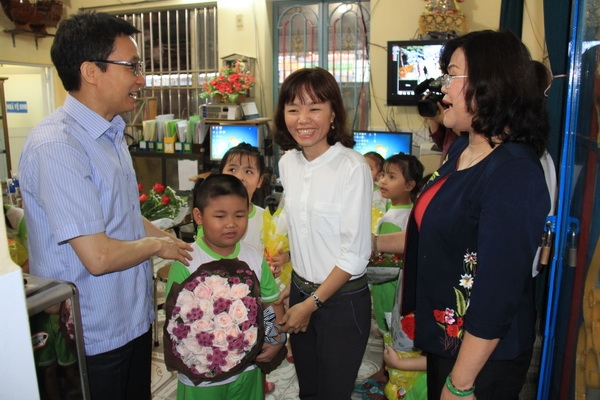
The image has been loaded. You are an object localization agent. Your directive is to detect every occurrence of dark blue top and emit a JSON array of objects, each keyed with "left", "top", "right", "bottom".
[{"left": 401, "top": 136, "right": 550, "bottom": 359}]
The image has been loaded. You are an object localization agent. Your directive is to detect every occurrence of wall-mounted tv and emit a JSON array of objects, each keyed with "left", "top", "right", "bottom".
[
  {"left": 209, "top": 125, "right": 260, "bottom": 161},
  {"left": 387, "top": 39, "right": 446, "bottom": 106},
  {"left": 353, "top": 131, "right": 413, "bottom": 159}
]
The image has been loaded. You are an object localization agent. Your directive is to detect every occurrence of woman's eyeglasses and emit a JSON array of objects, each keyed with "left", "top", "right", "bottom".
[
  {"left": 89, "top": 60, "right": 145, "bottom": 76},
  {"left": 442, "top": 74, "right": 468, "bottom": 88}
]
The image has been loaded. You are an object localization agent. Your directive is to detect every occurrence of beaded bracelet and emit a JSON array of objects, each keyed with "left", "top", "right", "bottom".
[{"left": 445, "top": 375, "right": 475, "bottom": 397}]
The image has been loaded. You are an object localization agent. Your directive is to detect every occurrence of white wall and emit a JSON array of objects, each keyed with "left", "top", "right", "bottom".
[{"left": 0, "top": 65, "right": 53, "bottom": 176}]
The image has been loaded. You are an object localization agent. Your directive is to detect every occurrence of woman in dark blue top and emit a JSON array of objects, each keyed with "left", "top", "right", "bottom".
[{"left": 401, "top": 30, "right": 551, "bottom": 399}]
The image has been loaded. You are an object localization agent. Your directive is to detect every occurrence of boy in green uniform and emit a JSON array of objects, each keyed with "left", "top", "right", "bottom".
[{"left": 166, "top": 174, "right": 284, "bottom": 400}]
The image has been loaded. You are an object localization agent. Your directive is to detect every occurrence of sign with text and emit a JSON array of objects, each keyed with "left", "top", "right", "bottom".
[{"left": 6, "top": 101, "right": 28, "bottom": 113}]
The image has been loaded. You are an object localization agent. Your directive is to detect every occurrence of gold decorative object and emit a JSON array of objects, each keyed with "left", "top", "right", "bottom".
[
  {"left": 418, "top": 0, "right": 467, "bottom": 37},
  {"left": 418, "top": 12, "right": 468, "bottom": 36}
]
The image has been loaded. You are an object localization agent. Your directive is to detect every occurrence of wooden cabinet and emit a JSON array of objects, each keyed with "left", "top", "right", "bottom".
[{"left": 0, "top": 78, "right": 11, "bottom": 179}]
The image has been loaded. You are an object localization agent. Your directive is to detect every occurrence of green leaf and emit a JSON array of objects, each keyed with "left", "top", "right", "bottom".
[{"left": 454, "top": 287, "right": 467, "bottom": 316}]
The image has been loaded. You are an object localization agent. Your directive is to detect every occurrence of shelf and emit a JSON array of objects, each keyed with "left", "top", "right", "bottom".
[
  {"left": 3, "top": 28, "right": 55, "bottom": 49},
  {"left": 203, "top": 117, "right": 271, "bottom": 125}
]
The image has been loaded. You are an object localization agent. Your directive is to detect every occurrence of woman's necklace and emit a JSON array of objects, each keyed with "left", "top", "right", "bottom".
[
  {"left": 459, "top": 146, "right": 493, "bottom": 169},
  {"left": 466, "top": 150, "right": 488, "bottom": 167}
]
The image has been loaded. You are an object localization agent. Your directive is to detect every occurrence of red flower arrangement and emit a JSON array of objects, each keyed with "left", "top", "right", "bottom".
[
  {"left": 139, "top": 182, "right": 186, "bottom": 221},
  {"left": 200, "top": 60, "right": 256, "bottom": 103}
]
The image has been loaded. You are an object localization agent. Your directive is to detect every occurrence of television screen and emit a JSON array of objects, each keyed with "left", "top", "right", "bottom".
[
  {"left": 353, "top": 131, "right": 412, "bottom": 159},
  {"left": 209, "top": 125, "right": 260, "bottom": 161},
  {"left": 387, "top": 39, "right": 445, "bottom": 106}
]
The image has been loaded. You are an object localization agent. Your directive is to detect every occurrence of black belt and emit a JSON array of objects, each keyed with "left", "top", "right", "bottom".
[{"left": 292, "top": 271, "right": 368, "bottom": 294}]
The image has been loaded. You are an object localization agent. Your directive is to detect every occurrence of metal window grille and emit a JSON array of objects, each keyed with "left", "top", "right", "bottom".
[{"left": 116, "top": 6, "right": 218, "bottom": 121}]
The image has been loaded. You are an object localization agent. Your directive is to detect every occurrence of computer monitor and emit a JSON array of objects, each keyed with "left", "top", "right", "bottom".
[
  {"left": 387, "top": 39, "right": 446, "bottom": 106},
  {"left": 353, "top": 131, "right": 413, "bottom": 159},
  {"left": 209, "top": 125, "right": 260, "bottom": 161}
]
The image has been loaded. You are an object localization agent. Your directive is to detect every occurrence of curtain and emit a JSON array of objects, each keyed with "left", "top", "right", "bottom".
[
  {"left": 499, "top": 0, "right": 524, "bottom": 37},
  {"left": 543, "top": 0, "right": 572, "bottom": 163}
]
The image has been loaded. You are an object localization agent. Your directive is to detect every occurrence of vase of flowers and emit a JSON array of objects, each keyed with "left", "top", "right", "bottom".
[{"left": 200, "top": 60, "right": 255, "bottom": 104}]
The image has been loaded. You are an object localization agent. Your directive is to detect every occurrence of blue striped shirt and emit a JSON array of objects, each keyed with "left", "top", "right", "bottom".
[{"left": 19, "top": 94, "right": 153, "bottom": 356}]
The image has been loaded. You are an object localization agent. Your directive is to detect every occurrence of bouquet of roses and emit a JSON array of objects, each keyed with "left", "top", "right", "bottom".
[
  {"left": 163, "top": 259, "right": 264, "bottom": 384},
  {"left": 139, "top": 182, "right": 186, "bottom": 221}
]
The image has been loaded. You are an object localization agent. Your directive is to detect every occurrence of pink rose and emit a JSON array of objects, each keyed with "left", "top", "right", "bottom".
[
  {"left": 181, "top": 337, "right": 205, "bottom": 355},
  {"left": 212, "top": 328, "right": 229, "bottom": 348},
  {"left": 205, "top": 275, "right": 228, "bottom": 288},
  {"left": 224, "top": 323, "right": 241, "bottom": 339},
  {"left": 212, "top": 283, "right": 231, "bottom": 299},
  {"left": 229, "top": 283, "right": 250, "bottom": 299},
  {"left": 178, "top": 302, "right": 196, "bottom": 323},
  {"left": 192, "top": 355, "right": 210, "bottom": 373},
  {"left": 244, "top": 326, "right": 258, "bottom": 346},
  {"left": 228, "top": 299, "right": 249, "bottom": 324},
  {"left": 176, "top": 342, "right": 193, "bottom": 363},
  {"left": 193, "top": 282, "right": 212, "bottom": 299},
  {"left": 223, "top": 351, "right": 245, "bottom": 371},
  {"left": 197, "top": 299, "right": 214, "bottom": 319},
  {"left": 166, "top": 319, "right": 178, "bottom": 335},
  {"left": 215, "top": 312, "right": 235, "bottom": 329},
  {"left": 189, "top": 318, "right": 213, "bottom": 336},
  {"left": 177, "top": 290, "right": 196, "bottom": 307}
]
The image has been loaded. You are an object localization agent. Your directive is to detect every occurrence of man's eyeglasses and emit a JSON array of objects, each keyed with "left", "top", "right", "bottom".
[
  {"left": 442, "top": 74, "right": 468, "bottom": 88},
  {"left": 90, "top": 60, "right": 144, "bottom": 76}
]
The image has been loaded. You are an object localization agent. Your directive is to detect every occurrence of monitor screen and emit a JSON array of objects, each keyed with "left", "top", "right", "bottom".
[
  {"left": 387, "top": 39, "right": 445, "bottom": 106},
  {"left": 353, "top": 131, "right": 412, "bottom": 159},
  {"left": 209, "top": 125, "right": 260, "bottom": 161}
]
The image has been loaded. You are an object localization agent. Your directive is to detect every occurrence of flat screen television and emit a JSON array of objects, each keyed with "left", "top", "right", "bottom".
[
  {"left": 353, "top": 131, "right": 413, "bottom": 159},
  {"left": 209, "top": 125, "right": 260, "bottom": 161},
  {"left": 387, "top": 39, "right": 446, "bottom": 106}
]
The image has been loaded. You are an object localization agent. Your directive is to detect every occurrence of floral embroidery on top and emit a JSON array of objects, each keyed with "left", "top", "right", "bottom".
[{"left": 433, "top": 250, "right": 477, "bottom": 355}]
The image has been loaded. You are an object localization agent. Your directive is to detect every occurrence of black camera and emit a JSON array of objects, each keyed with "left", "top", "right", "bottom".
[{"left": 415, "top": 77, "right": 444, "bottom": 118}]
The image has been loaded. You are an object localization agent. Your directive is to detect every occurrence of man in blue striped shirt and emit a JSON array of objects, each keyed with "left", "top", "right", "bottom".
[{"left": 18, "top": 11, "right": 192, "bottom": 400}]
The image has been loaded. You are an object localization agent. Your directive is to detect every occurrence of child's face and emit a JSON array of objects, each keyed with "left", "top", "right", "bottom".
[
  {"left": 365, "top": 156, "right": 382, "bottom": 182},
  {"left": 193, "top": 194, "right": 248, "bottom": 256},
  {"left": 379, "top": 164, "right": 415, "bottom": 205},
  {"left": 221, "top": 154, "right": 263, "bottom": 200}
]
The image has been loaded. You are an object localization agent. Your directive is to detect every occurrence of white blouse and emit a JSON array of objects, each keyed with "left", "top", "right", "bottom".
[{"left": 278, "top": 142, "right": 373, "bottom": 283}]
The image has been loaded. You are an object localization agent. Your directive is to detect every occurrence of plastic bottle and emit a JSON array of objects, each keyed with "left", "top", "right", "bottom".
[
  {"left": 6, "top": 178, "right": 16, "bottom": 205},
  {"left": 11, "top": 171, "right": 20, "bottom": 199}
]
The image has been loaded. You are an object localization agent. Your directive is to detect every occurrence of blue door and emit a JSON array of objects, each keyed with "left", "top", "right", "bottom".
[{"left": 538, "top": 0, "right": 600, "bottom": 398}]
